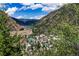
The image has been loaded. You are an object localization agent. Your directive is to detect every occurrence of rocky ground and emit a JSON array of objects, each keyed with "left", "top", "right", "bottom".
[{"left": 24, "top": 34, "right": 60, "bottom": 55}]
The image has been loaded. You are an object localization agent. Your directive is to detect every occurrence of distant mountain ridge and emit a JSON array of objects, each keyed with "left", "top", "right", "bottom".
[{"left": 11, "top": 17, "right": 40, "bottom": 26}]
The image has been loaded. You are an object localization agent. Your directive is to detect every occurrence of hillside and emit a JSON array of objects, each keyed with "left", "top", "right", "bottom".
[
  {"left": 33, "top": 4, "right": 79, "bottom": 35},
  {"left": 0, "top": 10, "right": 23, "bottom": 55},
  {"left": 30, "top": 4, "right": 79, "bottom": 55},
  {"left": 0, "top": 10, "right": 23, "bottom": 31}
]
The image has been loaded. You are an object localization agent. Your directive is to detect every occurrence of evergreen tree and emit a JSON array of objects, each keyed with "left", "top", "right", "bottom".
[{"left": 0, "top": 11, "right": 22, "bottom": 56}]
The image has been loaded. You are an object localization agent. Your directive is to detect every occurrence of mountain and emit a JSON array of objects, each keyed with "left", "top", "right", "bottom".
[
  {"left": 11, "top": 17, "right": 39, "bottom": 26},
  {"left": 31, "top": 4, "right": 79, "bottom": 55},
  {"left": 33, "top": 4, "right": 79, "bottom": 35},
  {"left": 0, "top": 10, "right": 23, "bottom": 31},
  {"left": 0, "top": 10, "right": 25, "bottom": 56}
]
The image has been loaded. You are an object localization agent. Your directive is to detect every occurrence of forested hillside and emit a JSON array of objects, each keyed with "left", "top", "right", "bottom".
[
  {"left": 29, "top": 4, "right": 79, "bottom": 55},
  {"left": 33, "top": 4, "right": 79, "bottom": 34},
  {"left": 0, "top": 10, "right": 22, "bottom": 56}
]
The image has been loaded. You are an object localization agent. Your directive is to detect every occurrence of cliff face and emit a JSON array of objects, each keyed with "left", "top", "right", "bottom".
[
  {"left": 0, "top": 10, "right": 23, "bottom": 31},
  {"left": 33, "top": 4, "right": 79, "bottom": 35}
]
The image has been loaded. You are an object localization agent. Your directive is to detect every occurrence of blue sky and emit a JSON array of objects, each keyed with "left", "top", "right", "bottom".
[{"left": 0, "top": 3, "right": 63, "bottom": 19}]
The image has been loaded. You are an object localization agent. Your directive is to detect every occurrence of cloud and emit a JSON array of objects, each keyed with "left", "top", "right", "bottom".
[
  {"left": 19, "top": 6, "right": 27, "bottom": 10},
  {"left": 27, "top": 4, "right": 43, "bottom": 10},
  {"left": 5, "top": 7, "right": 18, "bottom": 16},
  {"left": 15, "top": 14, "right": 45, "bottom": 19},
  {"left": 0, "top": 3, "right": 5, "bottom": 8},
  {"left": 19, "top": 3, "right": 64, "bottom": 12},
  {"left": 42, "top": 6, "right": 58, "bottom": 12},
  {"left": 30, "top": 15, "right": 45, "bottom": 19},
  {"left": 21, "top": 3, "right": 34, "bottom": 6},
  {"left": 20, "top": 3, "right": 43, "bottom": 10},
  {"left": 19, "top": 3, "right": 34, "bottom": 10},
  {"left": 42, "top": 3, "right": 64, "bottom": 12},
  {"left": 4, "top": 3, "right": 64, "bottom": 19},
  {"left": 15, "top": 16, "right": 23, "bottom": 19},
  {"left": 42, "top": 3, "right": 64, "bottom": 7}
]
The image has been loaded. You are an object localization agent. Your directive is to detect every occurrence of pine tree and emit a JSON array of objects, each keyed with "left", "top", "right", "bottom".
[{"left": 0, "top": 11, "right": 22, "bottom": 56}]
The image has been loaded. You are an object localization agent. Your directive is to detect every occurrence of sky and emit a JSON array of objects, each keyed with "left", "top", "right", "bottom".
[{"left": 0, "top": 3, "right": 63, "bottom": 19}]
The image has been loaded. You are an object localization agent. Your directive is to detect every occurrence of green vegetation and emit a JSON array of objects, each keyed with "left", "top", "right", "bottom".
[
  {"left": 31, "top": 4, "right": 79, "bottom": 55},
  {"left": 0, "top": 11, "right": 22, "bottom": 56},
  {"left": 27, "top": 23, "right": 79, "bottom": 56},
  {"left": 1, "top": 3, "right": 79, "bottom": 56}
]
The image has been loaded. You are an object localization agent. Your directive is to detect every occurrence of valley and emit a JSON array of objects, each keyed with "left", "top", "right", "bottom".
[{"left": 0, "top": 3, "right": 79, "bottom": 56}]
